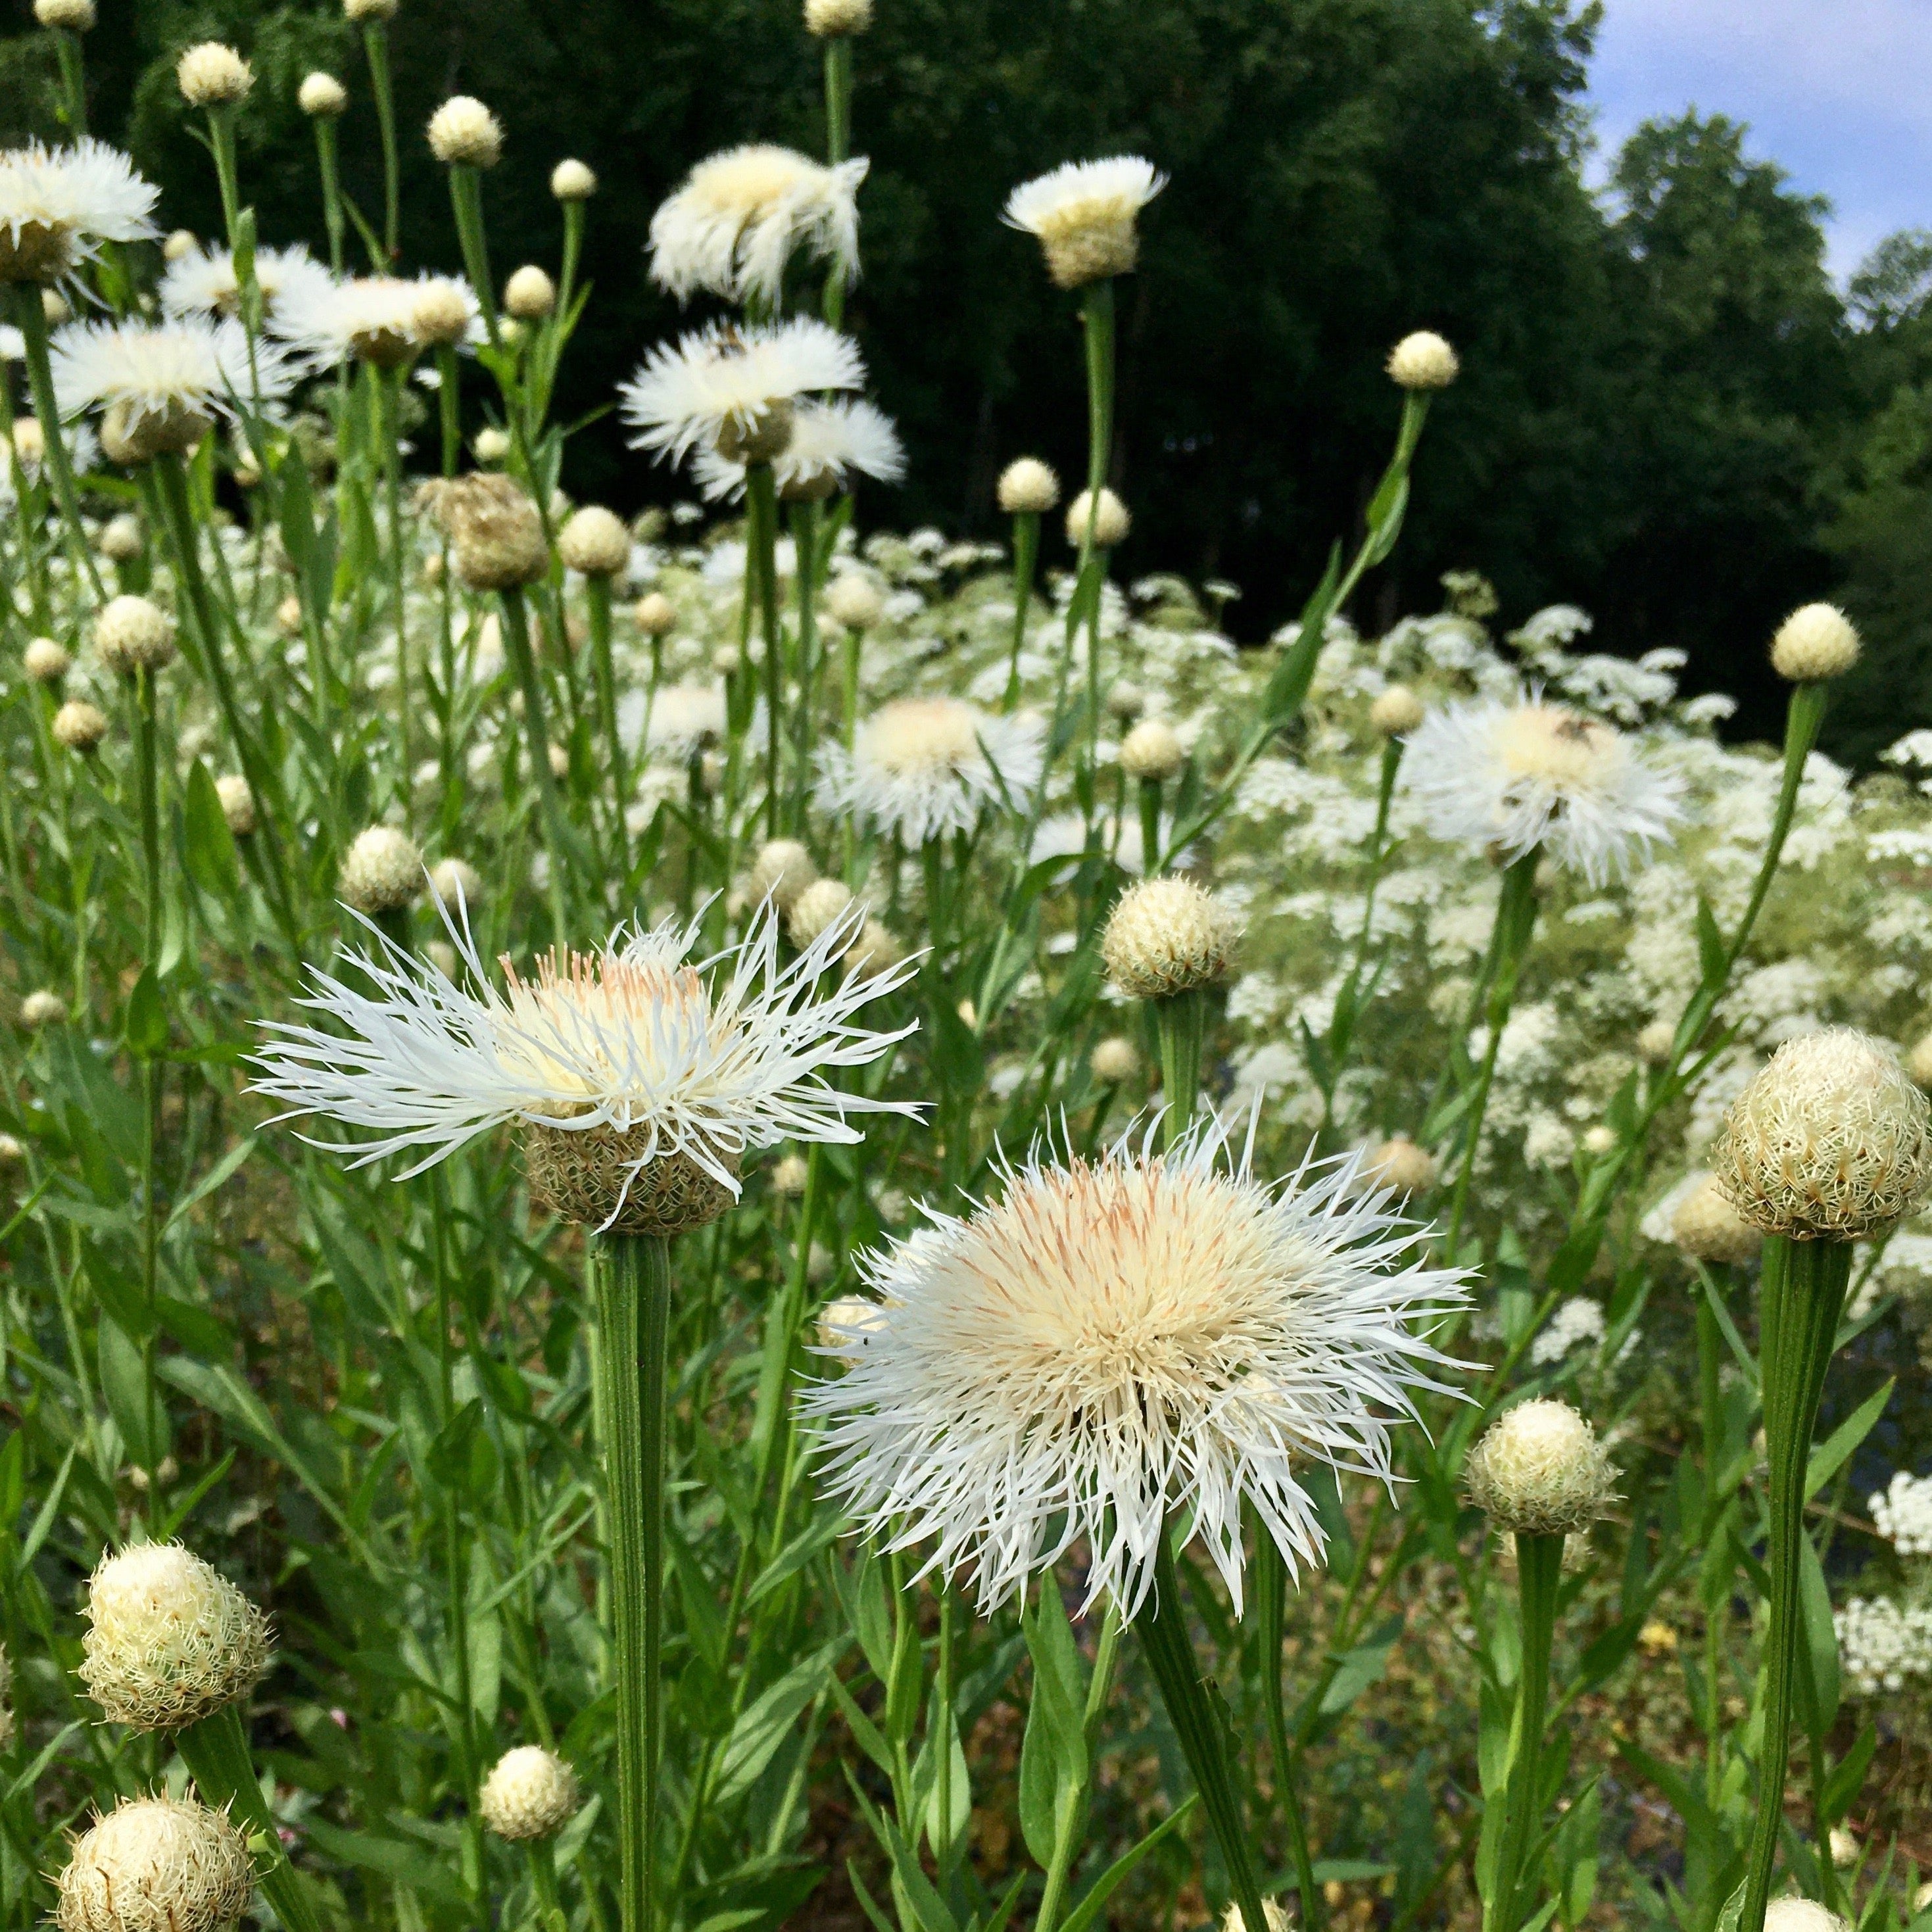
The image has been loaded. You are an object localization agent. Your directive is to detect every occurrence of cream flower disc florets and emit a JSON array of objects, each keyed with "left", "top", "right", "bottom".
[
  {"left": 36, "top": 0, "right": 97, "bottom": 28},
  {"left": 808, "top": 1117, "right": 1469, "bottom": 1614},
  {"left": 692, "top": 397, "right": 904, "bottom": 504},
  {"left": 650, "top": 143, "right": 868, "bottom": 307},
  {"left": 56, "top": 1796, "right": 254, "bottom": 1932},
  {"left": 80, "top": 1541, "right": 272, "bottom": 1730},
  {"left": 557, "top": 504, "right": 631, "bottom": 578},
  {"left": 94, "top": 594, "right": 176, "bottom": 675},
  {"left": 1101, "top": 877, "right": 1238, "bottom": 1000},
  {"left": 551, "top": 159, "right": 597, "bottom": 202},
  {"left": 1386, "top": 330, "right": 1459, "bottom": 391},
  {"left": 53, "top": 698, "right": 108, "bottom": 750},
  {"left": 299, "top": 72, "right": 347, "bottom": 118},
  {"left": 1462, "top": 1397, "right": 1618, "bottom": 1537},
  {"left": 823, "top": 571, "right": 884, "bottom": 631},
  {"left": 478, "top": 1745, "right": 580, "bottom": 1841},
  {"left": 814, "top": 697, "right": 1044, "bottom": 846},
  {"left": 1400, "top": 692, "right": 1682, "bottom": 886},
  {"left": 1065, "top": 486, "right": 1129, "bottom": 549},
  {"left": 176, "top": 43, "right": 253, "bottom": 109},
  {"left": 1712, "top": 1027, "right": 1932, "bottom": 1240},
  {"left": 805, "top": 0, "right": 873, "bottom": 35},
  {"left": 24, "top": 636, "right": 69, "bottom": 681},
  {"left": 1369, "top": 684, "right": 1425, "bottom": 737},
  {"left": 1762, "top": 1903, "right": 1850, "bottom": 1932},
  {"left": 249, "top": 906, "right": 919, "bottom": 1235},
  {"left": 1090, "top": 1036, "right": 1139, "bottom": 1084},
  {"left": 1119, "top": 717, "right": 1184, "bottom": 782},
  {"left": 1003, "top": 156, "right": 1167, "bottom": 290}
]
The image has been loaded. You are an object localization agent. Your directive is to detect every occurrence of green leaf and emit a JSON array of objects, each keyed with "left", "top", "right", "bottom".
[
  {"left": 1057, "top": 1796, "right": 1200, "bottom": 1932},
  {"left": 99, "top": 1314, "right": 168, "bottom": 1469},
  {"left": 124, "top": 964, "right": 166, "bottom": 1059},
  {"left": 715, "top": 1640, "right": 846, "bottom": 1804},
  {"left": 301, "top": 1820, "right": 470, "bottom": 1906},
  {"left": 1695, "top": 894, "right": 1727, "bottom": 990},
  {"left": 1820, "top": 1722, "right": 1877, "bottom": 1826},
  {"left": 1798, "top": 1531, "right": 1841, "bottom": 1730},
  {"left": 182, "top": 761, "right": 241, "bottom": 899},
  {"left": 1318, "top": 1626, "right": 1399, "bottom": 1716},
  {"left": 1018, "top": 1583, "right": 1089, "bottom": 1867},
  {"left": 1805, "top": 1377, "right": 1893, "bottom": 1499}
]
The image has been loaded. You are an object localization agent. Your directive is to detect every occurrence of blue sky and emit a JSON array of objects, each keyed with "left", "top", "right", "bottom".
[{"left": 1585, "top": 0, "right": 1932, "bottom": 279}]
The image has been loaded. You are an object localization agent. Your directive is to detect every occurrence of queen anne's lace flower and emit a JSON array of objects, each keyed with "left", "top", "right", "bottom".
[
  {"left": 1870, "top": 1470, "right": 1932, "bottom": 1557},
  {"left": 813, "top": 696, "right": 1042, "bottom": 844},
  {"left": 808, "top": 1115, "right": 1468, "bottom": 1615},
  {"left": 1401, "top": 692, "right": 1682, "bottom": 885},
  {"left": 1528, "top": 1295, "right": 1606, "bottom": 1366},
  {"left": 1836, "top": 1594, "right": 1932, "bottom": 1696},
  {"left": 650, "top": 144, "right": 867, "bottom": 307},
  {"left": 249, "top": 904, "right": 918, "bottom": 1232}
]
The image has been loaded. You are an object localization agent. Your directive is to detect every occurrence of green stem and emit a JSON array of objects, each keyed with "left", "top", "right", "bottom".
[
  {"left": 12, "top": 284, "right": 103, "bottom": 602},
  {"left": 1134, "top": 1531, "right": 1270, "bottom": 1932},
  {"left": 1003, "top": 511, "right": 1039, "bottom": 710},
  {"left": 51, "top": 27, "right": 87, "bottom": 137},
  {"left": 821, "top": 39, "right": 852, "bottom": 327},
  {"left": 1078, "top": 279, "right": 1116, "bottom": 769},
  {"left": 790, "top": 496, "right": 822, "bottom": 825},
  {"left": 498, "top": 585, "right": 573, "bottom": 945},
  {"left": 593, "top": 1234, "right": 673, "bottom": 1932},
  {"left": 1257, "top": 1537, "right": 1322, "bottom": 1932},
  {"left": 1150, "top": 989, "right": 1205, "bottom": 1149},
  {"left": 1737, "top": 1235, "right": 1852, "bottom": 1932},
  {"left": 379, "top": 366, "right": 412, "bottom": 819},
  {"left": 362, "top": 22, "right": 399, "bottom": 261},
  {"left": 745, "top": 463, "right": 783, "bottom": 836},
  {"left": 448, "top": 166, "right": 499, "bottom": 347},
  {"left": 131, "top": 664, "right": 162, "bottom": 1516},
  {"left": 587, "top": 574, "right": 629, "bottom": 884},
  {"left": 313, "top": 118, "right": 345, "bottom": 275},
  {"left": 178, "top": 1702, "right": 326, "bottom": 1932},
  {"left": 1486, "top": 1532, "right": 1562, "bottom": 1932}
]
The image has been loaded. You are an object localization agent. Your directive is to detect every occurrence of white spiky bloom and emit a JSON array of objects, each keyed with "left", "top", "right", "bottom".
[
  {"left": 1762, "top": 1904, "right": 1850, "bottom": 1932},
  {"left": 249, "top": 903, "right": 919, "bottom": 1233},
  {"left": 1712, "top": 1028, "right": 1932, "bottom": 1240},
  {"left": 1399, "top": 692, "right": 1682, "bottom": 886},
  {"left": 55, "top": 1795, "right": 254, "bottom": 1932},
  {"left": 1003, "top": 157, "right": 1167, "bottom": 290},
  {"left": 693, "top": 397, "right": 904, "bottom": 502},
  {"left": 80, "top": 1542, "right": 272, "bottom": 1730},
  {"left": 1870, "top": 1469, "right": 1932, "bottom": 1557},
  {"left": 809, "top": 1115, "right": 1467, "bottom": 1615},
  {"left": 998, "top": 456, "right": 1059, "bottom": 514},
  {"left": 479, "top": 1746, "right": 579, "bottom": 1841},
  {"left": 551, "top": 158, "right": 597, "bottom": 202},
  {"left": 270, "top": 274, "right": 458, "bottom": 370},
  {"left": 620, "top": 318, "right": 865, "bottom": 470},
  {"left": 1386, "top": 331, "right": 1459, "bottom": 391},
  {"left": 160, "top": 242, "right": 333, "bottom": 324},
  {"left": 52, "top": 318, "right": 293, "bottom": 466},
  {"left": 1462, "top": 1398, "right": 1618, "bottom": 1537},
  {"left": 646, "top": 683, "right": 729, "bottom": 761},
  {"left": 299, "top": 72, "right": 347, "bottom": 117},
  {"left": 649, "top": 143, "right": 867, "bottom": 307},
  {"left": 1771, "top": 604, "right": 1860, "bottom": 683},
  {"left": 0, "top": 139, "right": 157, "bottom": 283},
  {"left": 814, "top": 696, "right": 1044, "bottom": 844},
  {"left": 427, "top": 96, "right": 502, "bottom": 169}
]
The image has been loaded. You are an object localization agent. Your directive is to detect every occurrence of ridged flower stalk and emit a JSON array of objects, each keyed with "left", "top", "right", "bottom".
[
  {"left": 1076, "top": 278, "right": 1115, "bottom": 768},
  {"left": 377, "top": 365, "right": 414, "bottom": 815},
  {"left": 49, "top": 21, "right": 87, "bottom": 137},
  {"left": 129, "top": 660, "right": 163, "bottom": 1509},
  {"left": 1002, "top": 506, "right": 1040, "bottom": 711},
  {"left": 448, "top": 165, "right": 500, "bottom": 349},
  {"left": 11, "top": 286, "right": 103, "bottom": 601},
  {"left": 744, "top": 461, "right": 785, "bottom": 836},
  {"left": 362, "top": 19, "right": 400, "bottom": 260},
  {"left": 1486, "top": 1532, "right": 1561, "bottom": 1932},
  {"left": 497, "top": 584, "right": 573, "bottom": 945},
  {"left": 311, "top": 109, "right": 346, "bottom": 274},
  {"left": 821, "top": 39, "right": 853, "bottom": 327},
  {"left": 594, "top": 1234, "right": 673, "bottom": 1932},
  {"left": 585, "top": 573, "right": 629, "bottom": 879},
  {"left": 1255, "top": 1538, "right": 1323, "bottom": 1932}
]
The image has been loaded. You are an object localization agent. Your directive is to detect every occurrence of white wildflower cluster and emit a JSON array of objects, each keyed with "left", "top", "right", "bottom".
[
  {"left": 1870, "top": 1470, "right": 1932, "bottom": 1557},
  {"left": 1529, "top": 1295, "right": 1606, "bottom": 1367},
  {"left": 1836, "top": 1595, "right": 1932, "bottom": 1697}
]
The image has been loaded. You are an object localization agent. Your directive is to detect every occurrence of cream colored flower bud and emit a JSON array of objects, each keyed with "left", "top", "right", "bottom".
[
  {"left": 1090, "top": 1035, "right": 1139, "bottom": 1085},
  {"left": 1582, "top": 1124, "right": 1617, "bottom": 1156},
  {"left": 472, "top": 425, "right": 511, "bottom": 465},
  {"left": 299, "top": 71, "right": 347, "bottom": 118},
  {"left": 345, "top": 0, "right": 398, "bottom": 19},
  {"left": 551, "top": 158, "right": 597, "bottom": 202},
  {"left": 788, "top": 877, "right": 855, "bottom": 949},
  {"left": 427, "top": 95, "right": 503, "bottom": 169},
  {"left": 53, "top": 699, "right": 109, "bottom": 752},
  {"left": 1770, "top": 604, "right": 1860, "bottom": 683},
  {"left": 20, "top": 988, "right": 65, "bottom": 1028},
  {"left": 1106, "top": 681, "right": 1146, "bottom": 723},
  {"left": 998, "top": 456, "right": 1060, "bottom": 516},
  {"left": 270, "top": 594, "right": 303, "bottom": 638},
  {"left": 99, "top": 513, "right": 143, "bottom": 563},
  {"left": 408, "top": 281, "right": 470, "bottom": 349},
  {"left": 817, "top": 1293, "right": 886, "bottom": 1359},
  {"left": 1669, "top": 1173, "right": 1762, "bottom": 1266},
  {"left": 1065, "top": 487, "right": 1128, "bottom": 549},
  {"left": 805, "top": 0, "right": 873, "bottom": 33},
  {"left": 558, "top": 506, "right": 630, "bottom": 578},
  {"left": 177, "top": 42, "right": 252, "bottom": 107},
  {"left": 747, "top": 838, "right": 817, "bottom": 915},
  {"left": 162, "top": 230, "right": 197, "bottom": 263},
  {"left": 712, "top": 645, "right": 742, "bottom": 677},
  {"left": 101, "top": 396, "right": 210, "bottom": 468},
  {"left": 479, "top": 1745, "right": 579, "bottom": 1842},
  {"left": 503, "top": 264, "right": 555, "bottom": 322},
  {"left": 547, "top": 742, "right": 570, "bottom": 779},
  {"left": 1908, "top": 1030, "right": 1932, "bottom": 1090},
  {"left": 1387, "top": 331, "right": 1459, "bottom": 391},
  {"left": 844, "top": 919, "right": 902, "bottom": 977},
  {"left": 1637, "top": 1018, "right": 1676, "bottom": 1066},
  {"left": 10, "top": 416, "right": 44, "bottom": 467},
  {"left": 1363, "top": 1135, "right": 1436, "bottom": 1196},
  {"left": 428, "top": 857, "right": 484, "bottom": 912},
  {"left": 24, "top": 637, "right": 70, "bottom": 683},
  {"left": 36, "top": 0, "right": 96, "bottom": 30},
  {"left": 1763, "top": 1903, "right": 1849, "bottom": 1932},
  {"left": 1218, "top": 1898, "right": 1293, "bottom": 1932},
  {"left": 1101, "top": 877, "right": 1238, "bottom": 1000},
  {"left": 41, "top": 290, "right": 68, "bottom": 324},
  {"left": 56, "top": 1795, "right": 254, "bottom": 1932},
  {"left": 1462, "top": 1398, "right": 1618, "bottom": 1537},
  {"left": 80, "top": 1542, "right": 272, "bottom": 1730},
  {"left": 94, "top": 596, "right": 176, "bottom": 676},
  {"left": 214, "top": 775, "right": 254, "bottom": 837},
  {"left": 1119, "top": 717, "right": 1184, "bottom": 783},
  {"left": 1712, "top": 1027, "right": 1932, "bottom": 1240},
  {"left": 1370, "top": 684, "right": 1424, "bottom": 737},
  {"left": 771, "top": 1153, "right": 809, "bottom": 1197},
  {"left": 339, "top": 825, "right": 424, "bottom": 916},
  {"left": 634, "top": 591, "right": 676, "bottom": 637},
  {"left": 824, "top": 573, "right": 884, "bottom": 631},
  {"left": 0, "top": 1134, "right": 27, "bottom": 1169}
]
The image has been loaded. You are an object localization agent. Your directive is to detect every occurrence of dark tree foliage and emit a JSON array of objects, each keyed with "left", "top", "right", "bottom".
[{"left": 4, "top": 0, "right": 1929, "bottom": 752}]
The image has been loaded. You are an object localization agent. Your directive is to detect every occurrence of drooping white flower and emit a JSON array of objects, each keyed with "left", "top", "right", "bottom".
[
  {"left": 649, "top": 144, "right": 867, "bottom": 308},
  {"left": 50, "top": 318, "right": 293, "bottom": 464},
  {"left": 808, "top": 1114, "right": 1468, "bottom": 1616},
  {"left": 814, "top": 696, "right": 1044, "bottom": 844},
  {"left": 0, "top": 139, "right": 157, "bottom": 283},
  {"left": 693, "top": 397, "right": 904, "bottom": 501},
  {"left": 248, "top": 903, "right": 919, "bottom": 1230},
  {"left": 158, "top": 241, "right": 334, "bottom": 324},
  {"left": 1399, "top": 692, "right": 1682, "bottom": 885},
  {"left": 619, "top": 318, "right": 865, "bottom": 471},
  {"left": 1003, "top": 156, "right": 1166, "bottom": 289}
]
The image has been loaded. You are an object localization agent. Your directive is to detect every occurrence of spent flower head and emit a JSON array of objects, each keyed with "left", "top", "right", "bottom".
[{"left": 809, "top": 1115, "right": 1468, "bottom": 1614}]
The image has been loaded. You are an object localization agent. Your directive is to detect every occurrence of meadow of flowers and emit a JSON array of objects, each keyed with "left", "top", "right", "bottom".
[{"left": 7, "top": 9, "right": 1932, "bottom": 1932}]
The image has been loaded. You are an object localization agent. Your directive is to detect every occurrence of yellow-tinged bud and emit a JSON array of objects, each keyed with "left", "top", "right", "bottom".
[
  {"left": 1101, "top": 877, "right": 1238, "bottom": 1000},
  {"left": 1770, "top": 604, "right": 1860, "bottom": 683},
  {"left": 478, "top": 1745, "right": 579, "bottom": 1842},
  {"left": 56, "top": 1795, "right": 254, "bottom": 1932},
  {"left": 176, "top": 43, "right": 253, "bottom": 109},
  {"left": 1369, "top": 685, "right": 1424, "bottom": 737},
  {"left": 427, "top": 96, "right": 502, "bottom": 169},
  {"left": 1386, "top": 331, "right": 1459, "bottom": 391},
  {"left": 998, "top": 456, "right": 1059, "bottom": 515},
  {"left": 1462, "top": 1399, "right": 1618, "bottom": 1537},
  {"left": 339, "top": 825, "right": 424, "bottom": 915}
]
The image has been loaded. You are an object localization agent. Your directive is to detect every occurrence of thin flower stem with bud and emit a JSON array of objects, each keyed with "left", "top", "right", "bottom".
[{"left": 362, "top": 21, "right": 400, "bottom": 260}]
